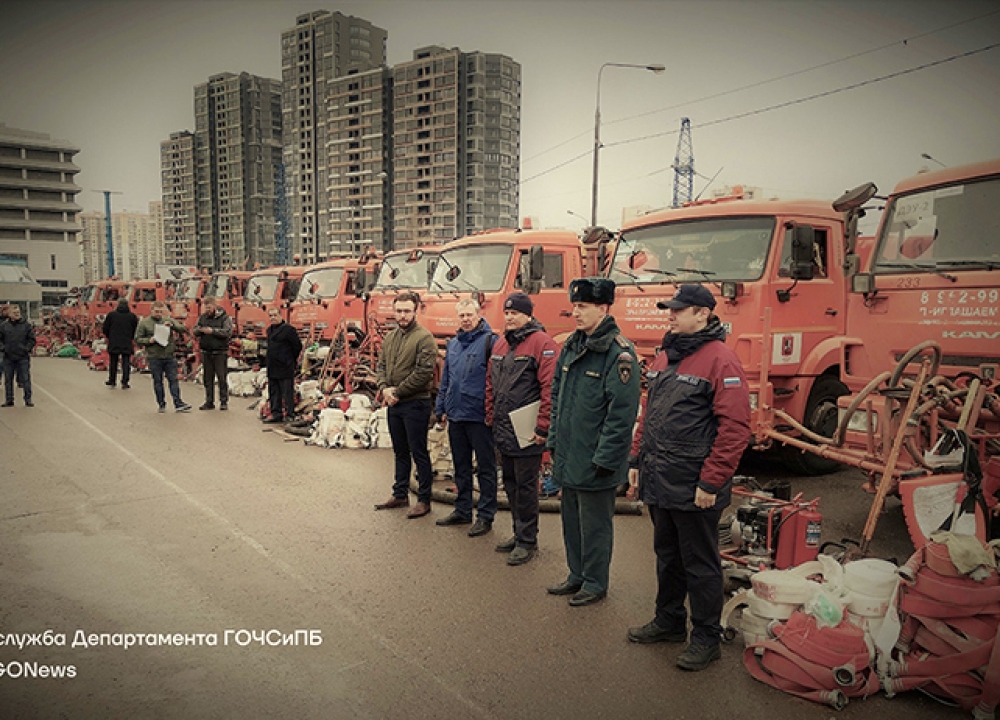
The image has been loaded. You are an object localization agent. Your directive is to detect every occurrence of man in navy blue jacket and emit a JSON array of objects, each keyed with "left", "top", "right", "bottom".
[{"left": 434, "top": 299, "right": 497, "bottom": 538}]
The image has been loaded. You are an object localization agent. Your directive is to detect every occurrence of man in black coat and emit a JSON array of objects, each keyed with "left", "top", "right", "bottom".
[
  {"left": 0, "top": 305, "right": 36, "bottom": 407},
  {"left": 193, "top": 295, "right": 233, "bottom": 410},
  {"left": 263, "top": 306, "right": 302, "bottom": 423},
  {"left": 102, "top": 298, "right": 139, "bottom": 388}
]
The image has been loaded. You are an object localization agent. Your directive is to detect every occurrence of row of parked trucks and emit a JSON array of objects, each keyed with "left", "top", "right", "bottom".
[{"left": 59, "top": 159, "right": 998, "bottom": 543}]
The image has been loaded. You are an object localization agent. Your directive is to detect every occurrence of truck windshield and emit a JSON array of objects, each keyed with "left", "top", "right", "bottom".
[
  {"left": 174, "top": 278, "right": 201, "bottom": 300},
  {"left": 613, "top": 217, "right": 774, "bottom": 284},
  {"left": 873, "top": 176, "right": 1000, "bottom": 272},
  {"left": 297, "top": 267, "right": 344, "bottom": 300},
  {"left": 81, "top": 286, "right": 97, "bottom": 302},
  {"left": 376, "top": 254, "right": 435, "bottom": 290},
  {"left": 430, "top": 244, "right": 512, "bottom": 293},
  {"left": 245, "top": 275, "right": 279, "bottom": 302},
  {"left": 205, "top": 275, "right": 228, "bottom": 299}
]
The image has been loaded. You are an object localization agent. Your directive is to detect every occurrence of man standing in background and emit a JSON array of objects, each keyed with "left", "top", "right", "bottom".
[
  {"left": 193, "top": 295, "right": 233, "bottom": 411},
  {"left": 102, "top": 297, "right": 138, "bottom": 389},
  {"left": 0, "top": 305, "right": 35, "bottom": 407},
  {"left": 263, "top": 306, "right": 302, "bottom": 423},
  {"left": 134, "top": 301, "right": 191, "bottom": 413}
]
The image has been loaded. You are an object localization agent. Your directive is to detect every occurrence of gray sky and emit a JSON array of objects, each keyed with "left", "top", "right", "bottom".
[{"left": 2, "top": 0, "right": 999, "bottom": 233}]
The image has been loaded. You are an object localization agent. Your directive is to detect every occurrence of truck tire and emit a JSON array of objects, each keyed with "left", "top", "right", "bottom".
[{"left": 782, "top": 375, "right": 849, "bottom": 476}]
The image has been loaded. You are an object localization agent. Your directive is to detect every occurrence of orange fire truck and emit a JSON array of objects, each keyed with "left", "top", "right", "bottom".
[
  {"left": 235, "top": 266, "right": 306, "bottom": 341},
  {"left": 366, "top": 246, "right": 440, "bottom": 332},
  {"left": 127, "top": 279, "right": 170, "bottom": 321},
  {"left": 168, "top": 275, "right": 208, "bottom": 330},
  {"left": 610, "top": 194, "right": 854, "bottom": 474},
  {"left": 288, "top": 254, "right": 381, "bottom": 343},
  {"left": 420, "top": 229, "right": 588, "bottom": 346}
]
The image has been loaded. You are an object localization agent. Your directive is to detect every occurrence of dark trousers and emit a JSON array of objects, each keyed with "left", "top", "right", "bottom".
[
  {"left": 560, "top": 486, "right": 617, "bottom": 595},
  {"left": 202, "top": 352, "right": 228, "bottom": 404},
  {"left": 268, "top": 377, "right": 294, "bottom": 419},
  {"left": 447, "top": 420, "right": 498, "bottom": 521},
  {"left": 108, "top": 353, "right": 132, "bottom": 386},
  {"left": 649, "top": 504, "right": 724, "bottom": 646},
  {"left": 387, "top": 398, "right": 433, "bottom": 503},
  {"left": 500, "top": 453, "right": 542, "bottom": 548},
  {"left": 3, "top": 358, "right": 31, "bottom": 403},
  {"left": 148, "top": 356, "right": 183, "bottom": 408}
]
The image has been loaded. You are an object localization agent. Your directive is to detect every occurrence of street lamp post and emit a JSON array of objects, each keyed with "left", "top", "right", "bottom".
[
  {"left": 591, "top": 62, "right": 665, "bottom": 226},
  {"left": 921, "top": 152, "right": 947, "bottom": 169},
  {"left": 566, "top": 209, "right": 588, "bottom": 224}
]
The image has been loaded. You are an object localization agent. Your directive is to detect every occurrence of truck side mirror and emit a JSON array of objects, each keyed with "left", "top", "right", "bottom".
[
  {"left": 355, "top": 267, "right": 367, "bottom": 297},
  {"left": 790, "top": 226, "right": 816, "bottom": 281},
  {"left": 526, "top": 245, "right": 545, "bottom": 294},
  {"left": 598, "top": 243, "right": 608, "bottom": 274}
]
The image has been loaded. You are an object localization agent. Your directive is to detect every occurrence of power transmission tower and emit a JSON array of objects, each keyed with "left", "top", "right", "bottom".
[{"left": 671, "top": 118, "right": 694, "bottom": 208}]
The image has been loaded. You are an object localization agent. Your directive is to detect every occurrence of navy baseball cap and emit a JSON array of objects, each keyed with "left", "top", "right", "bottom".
[{"left": 656, "top": 284, "right": 717, "bottom": 311}]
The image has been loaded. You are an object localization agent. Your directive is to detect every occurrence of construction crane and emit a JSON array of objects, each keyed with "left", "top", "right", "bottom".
[
  {"left": 91, "top": 189, "right": 123, "bottom": 278},
  {"left": 671, "top": 118, "right": 694, "bottom": 208}
]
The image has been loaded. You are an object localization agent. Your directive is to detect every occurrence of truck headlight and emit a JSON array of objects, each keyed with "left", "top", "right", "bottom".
[{"left": 839, "top": 408, "right": 876, "bottom": 433}]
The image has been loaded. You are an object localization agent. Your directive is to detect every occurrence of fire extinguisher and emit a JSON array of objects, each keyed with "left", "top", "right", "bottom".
[{"left": 774, "top": 504, "right": 822, "bottom": 569}]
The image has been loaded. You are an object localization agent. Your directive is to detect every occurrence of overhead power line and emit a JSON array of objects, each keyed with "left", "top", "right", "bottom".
[
  {"left": 521, "top": 8, "right": 1000, "bottom": 166},
  {"left": 603, "top": 8, "right": 1000, "bottom": 129},
  {"left": 520, "top": 40, "right": 1000, "bottom": 186},
  {"left": 604, "top": 40, "right": 1000, "bottom": 151}
]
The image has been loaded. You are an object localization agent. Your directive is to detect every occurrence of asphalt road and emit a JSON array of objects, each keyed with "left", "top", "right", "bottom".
[{"left": 0, "top": 358, "right": 965, "bottom": 719}]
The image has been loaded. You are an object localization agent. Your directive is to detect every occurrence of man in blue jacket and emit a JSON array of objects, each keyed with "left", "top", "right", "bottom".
[{"left": 434, "top": 299, "right": 497, "bottom": 537}]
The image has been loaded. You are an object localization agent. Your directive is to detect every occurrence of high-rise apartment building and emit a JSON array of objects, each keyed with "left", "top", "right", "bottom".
[
  {"left": 193, "top": 72, "right": 283, "bottom": 271},
  {"left": 281, "top": 10, "right": 387, "bottom": 262},
  {"left": 0, "top": 123, "right": 83, "bottom": 305},
  {"left": 392, "top": 47, "right": 520, "bottom": 249},
  {"left": 160, "top": 131, "right": 197, "bottom": 267},
  {"left": 326, "top": 67, "right": 392, "bottom": 255},
  {"left": 80, "top": 202, "right": 164, "bottom": 284}
]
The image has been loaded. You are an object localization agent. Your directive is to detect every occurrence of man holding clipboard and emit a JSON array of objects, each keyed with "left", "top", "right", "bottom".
[
  {"left": 485, "top": 292, "right": 558, "bottom": 566},
  {"left": 134, "top": 301, "right": 192, "bottom": 413}
]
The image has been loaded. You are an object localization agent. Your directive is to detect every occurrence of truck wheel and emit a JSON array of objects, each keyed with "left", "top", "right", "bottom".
[{"left": 782, "top": 375, "right": 849, "bottom": 476}]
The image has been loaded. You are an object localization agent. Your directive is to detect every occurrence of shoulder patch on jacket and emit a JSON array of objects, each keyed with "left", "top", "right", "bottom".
[
  {"left": 614, "top": 335, "right": 631, "bottom": 349},
  {"left": 542, "top": 349, "right": 556, "bottom": 356},
  {"left": 723, "top": 376, "right": 742, "bottom": 388},
  {"left": 618, "top": 354, "right": 633, "bottom": 385}
]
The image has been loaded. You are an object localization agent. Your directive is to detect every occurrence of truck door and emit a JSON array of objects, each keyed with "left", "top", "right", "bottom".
[
  {"left": 770, "top": 224, "right": 845, "bottom": 377},
  {"left": 514, "top": 248, "right": 574, "bottom": 338}
]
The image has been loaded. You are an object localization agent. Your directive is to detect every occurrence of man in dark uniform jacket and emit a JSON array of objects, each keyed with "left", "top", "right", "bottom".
[
  {"left": 102, "top": 298, "right": 139, "bottom": 388},
  {"left": 193, "top": 295, "right": 233, "bottom": 410},
  {"left": 546, "top": 278, "right": 640, "bottom": 606},
  {"left": 485, "top": 292, "right": 558, "bottom": 566},
  {"left": 263, "top": 306, "right": 302, "bottom": 423},
  {"left": 627, "top": 283, "right": 751, "bottom": 671}
]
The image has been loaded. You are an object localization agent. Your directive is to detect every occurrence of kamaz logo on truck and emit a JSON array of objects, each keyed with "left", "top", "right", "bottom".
[{"left": 942, "top": 330, "right": 1000, "bottom": 339}]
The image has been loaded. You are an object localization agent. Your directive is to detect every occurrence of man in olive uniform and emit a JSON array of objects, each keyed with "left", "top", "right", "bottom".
[{"left": 546, "top": 278, "right": 641, "bottom": 606}]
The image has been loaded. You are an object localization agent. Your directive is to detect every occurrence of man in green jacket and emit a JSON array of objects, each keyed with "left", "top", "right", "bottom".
[
  {"left": 374, "top": 291, "right": 438, "bottom": 519},
  {"left": 135, "top": 301, "right": 192, "bottom": 413},
  {"left": 546, "top": 278, "right": 640, "bottom": 606}
]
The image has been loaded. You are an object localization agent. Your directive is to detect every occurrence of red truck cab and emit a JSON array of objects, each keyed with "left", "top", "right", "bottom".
[
  {"left": 421, "top": 229, "right": 583, "bottom": 346},
  {"left": 128, "top": 279, "right": 170, "bottom": 321},
  {"left": 288, "top": 256, "right": 381, "bottom": 343},
  {"left": 236, "top": 266, "right": 306, "bottom": 341},
  {"left": 836, "top": 159, "right": 1000, "bottom": 461},
  {"left": 612, "top": 196, "right": 853, "bottom": 473},
  {"left": 167, "top": 276, "right": 208, "bottom": 330},
  {"left": 367, "top": 247, "right": 440, "bottom": 333}
]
